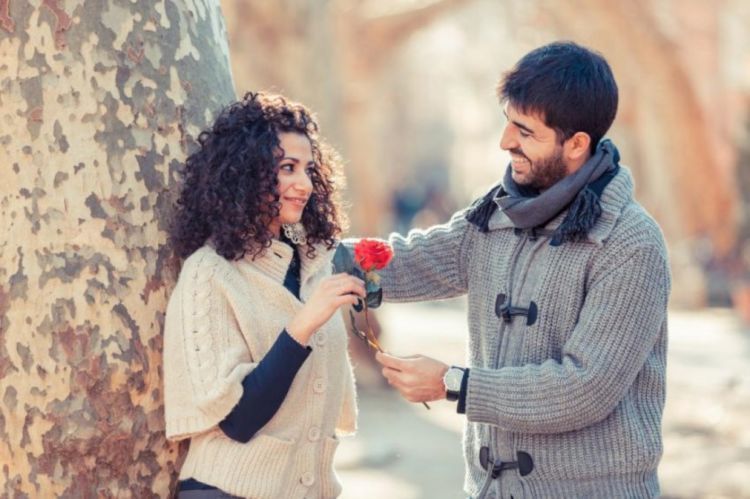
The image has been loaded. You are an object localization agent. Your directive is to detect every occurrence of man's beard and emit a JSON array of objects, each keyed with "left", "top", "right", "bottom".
[{"left": 514, "top": 147, "right": 567, "bottom": 191}]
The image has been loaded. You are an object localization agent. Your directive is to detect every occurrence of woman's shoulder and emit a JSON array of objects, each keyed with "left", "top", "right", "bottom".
[{"left": 178, "top": 245, "right": 236, "bottom": 285}]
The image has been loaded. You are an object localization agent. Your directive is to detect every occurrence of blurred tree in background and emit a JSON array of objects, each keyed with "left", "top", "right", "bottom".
[
  {"left": 220, "top": 0, "right": 470, "bottom": 235},
  {"left": 0, "top": 0, "right": 235, "bottom": 495},
  {"left": 221, "top": 0, "right": 750, "bottom": 310}
]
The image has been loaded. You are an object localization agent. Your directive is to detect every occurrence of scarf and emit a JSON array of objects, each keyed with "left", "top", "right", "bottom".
[{"left": 466, "top": 139, "right": 621, "bottom": 245}]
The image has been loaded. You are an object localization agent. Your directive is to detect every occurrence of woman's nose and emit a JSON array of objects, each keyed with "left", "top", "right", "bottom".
[{"left": 296, "top": 170, "right": 313, "bottom": 192}]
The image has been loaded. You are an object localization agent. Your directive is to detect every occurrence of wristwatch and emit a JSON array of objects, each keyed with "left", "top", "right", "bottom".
[{"left": 443, "top": 366, "right": 465, "bottom": 401}]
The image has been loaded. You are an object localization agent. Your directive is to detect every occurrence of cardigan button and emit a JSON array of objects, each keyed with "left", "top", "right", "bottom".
[
  {"left": 313, "top": 378, "right": 326, "bottom": 394},
  {"left": 307, "top": 426, "right": 321, "bottom": 442},
  {"left": 315, "top": 332, "right": 327, "bottom": 346},
  {"left": 300, "top": 471, "right": 315, "bottom": 486}
]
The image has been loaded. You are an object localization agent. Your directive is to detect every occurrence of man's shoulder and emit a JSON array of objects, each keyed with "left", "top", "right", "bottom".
[
  {"left": 598, "top": 200, "right": 669, "bottom": 270},
  {"left": 583, "top": 200, "right": 672, "bottom": 294},
  {"left": 617, "top": 200, "right": 666, "bottom": 243}
]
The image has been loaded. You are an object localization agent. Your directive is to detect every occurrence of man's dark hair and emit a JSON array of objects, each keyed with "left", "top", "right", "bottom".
[{"left": 498, "top": 41, "right": 618, "bottom": 152}]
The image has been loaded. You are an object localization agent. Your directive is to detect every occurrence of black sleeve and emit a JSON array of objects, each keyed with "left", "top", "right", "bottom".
[
  {"left": 457, "top": 368, "right": 470, "bottom": 414},
  {"left": 219, "top": 329, "right": 311, "bottom": 443}
]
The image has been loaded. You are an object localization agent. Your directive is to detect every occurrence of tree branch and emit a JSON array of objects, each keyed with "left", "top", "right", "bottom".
[{"left": 361, "top": 0, "right": 472, "bottom": 56}]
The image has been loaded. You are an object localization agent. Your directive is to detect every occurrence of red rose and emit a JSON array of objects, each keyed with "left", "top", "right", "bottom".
[{"left": 353, "top": 239, "right": 393, "bottom": 272}]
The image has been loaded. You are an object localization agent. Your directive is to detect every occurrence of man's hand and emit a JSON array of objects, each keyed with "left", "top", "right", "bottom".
[{"left": 375, "top": 352, "right": 449, "bottom": 403}]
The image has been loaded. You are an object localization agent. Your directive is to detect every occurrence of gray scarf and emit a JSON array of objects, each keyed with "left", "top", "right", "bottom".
[{"left": 466, "top": 139, "right": 620, "bottom": 245}]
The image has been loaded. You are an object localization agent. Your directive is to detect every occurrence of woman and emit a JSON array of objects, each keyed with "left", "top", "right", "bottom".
[{"left": 164, "top": 92, "right": 365, "bottom": 498}]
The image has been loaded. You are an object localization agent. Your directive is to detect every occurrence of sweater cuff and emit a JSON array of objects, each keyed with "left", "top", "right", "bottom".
[
  {"left": 465, "top": 366, "right": 505, "bottom": 425},
  {"left": 279, "top": 328, "right": 313, "bottom": 358}
]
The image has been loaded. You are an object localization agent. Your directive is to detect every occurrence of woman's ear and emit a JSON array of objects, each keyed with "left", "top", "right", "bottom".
[{"left": 565, "top": 132, "right": 592, "bottom": 161}]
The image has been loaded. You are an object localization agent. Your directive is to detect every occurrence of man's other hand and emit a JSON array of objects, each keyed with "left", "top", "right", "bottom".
[{"left": 375, "top": 352, "right": 449, "bottom": 403}]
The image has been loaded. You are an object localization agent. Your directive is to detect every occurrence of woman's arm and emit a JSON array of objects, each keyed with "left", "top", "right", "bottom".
[
  {"left": 219, "top": 329, "right": 310, "bottom": 443},
  {"left": 164, "top": 248, "right": 365, "bottom": 442}
]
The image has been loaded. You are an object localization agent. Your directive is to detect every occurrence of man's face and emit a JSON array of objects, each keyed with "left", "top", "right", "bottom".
[{"left": 500, "top": 103, "right": 569, "bottom": 190}]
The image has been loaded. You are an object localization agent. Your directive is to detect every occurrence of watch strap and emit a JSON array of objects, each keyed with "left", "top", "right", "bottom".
[{"left": 457, "top": 368, "right": 470, "bottom": 414}]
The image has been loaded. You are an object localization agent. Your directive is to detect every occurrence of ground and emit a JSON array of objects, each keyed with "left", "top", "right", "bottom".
[{"left": 335, "top": 301, "right": 750, "bottom": 499}]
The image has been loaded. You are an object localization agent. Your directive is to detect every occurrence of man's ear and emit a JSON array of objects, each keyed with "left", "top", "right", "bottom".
[{"left": 565, "top": 132, "right": 591, "bottom": 161}]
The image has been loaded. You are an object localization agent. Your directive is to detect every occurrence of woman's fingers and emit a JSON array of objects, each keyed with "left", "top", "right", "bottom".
[
  {"left": 309, "top": 274, "right": 366, "bottom": 316},
  {"left": 343, "top": 282, "right": 366, "bottom": 297},
  {"left": 329, "top": 275, "right": 365, "bottom": 297},
  {"left": 334, "top": 294, "right": 360, "bottom": 308}
]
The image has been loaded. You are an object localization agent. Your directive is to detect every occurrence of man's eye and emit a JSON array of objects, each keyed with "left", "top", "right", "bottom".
[{"left": 519, "top": 130, "right": 531, "bottom": 138}]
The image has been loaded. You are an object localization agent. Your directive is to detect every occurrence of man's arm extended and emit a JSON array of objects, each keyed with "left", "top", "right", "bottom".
[{"left": 345, "top": 209, "right": 475, "bottom": 303}]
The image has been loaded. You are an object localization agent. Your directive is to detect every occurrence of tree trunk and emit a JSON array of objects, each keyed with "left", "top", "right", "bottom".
[{"left": 0, "top": 1, "right": 235, "bottom": 496}]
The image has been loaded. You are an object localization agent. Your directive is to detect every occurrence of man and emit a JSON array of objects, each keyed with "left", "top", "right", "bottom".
[{"left": 371, "top": 42, "right": 670, "bottom": 498}]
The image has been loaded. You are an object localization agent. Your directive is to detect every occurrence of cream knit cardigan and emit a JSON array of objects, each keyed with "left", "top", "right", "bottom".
[{"left": 163, "top": 240, "right": 357, "bottom": 499}]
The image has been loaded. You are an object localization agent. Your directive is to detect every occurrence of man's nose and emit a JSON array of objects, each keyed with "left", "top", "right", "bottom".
[{"left": 499, "top": 126, "right": 516, "bottom": 151}]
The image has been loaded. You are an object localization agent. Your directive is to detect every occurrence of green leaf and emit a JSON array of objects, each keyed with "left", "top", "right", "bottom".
[
  {"left": 365, "top": 280, "right": 380, "bottom": 295},
  {"left": 334, "top": 243, "right": 369, "bottom": 311},
  {"left": 366, "top": 287, "right": 383, "bottom": 309},
  {"left": 332, "top": 244, "right": 355, "bottom": 275},
  {"left": 353, "top": 298, "right": 364, "bottom": 312},
  {"left": 333, "top": 244, "right": 365, "bottom": 280}
]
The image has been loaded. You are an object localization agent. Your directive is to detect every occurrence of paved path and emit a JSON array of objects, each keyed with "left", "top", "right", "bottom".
[{"left": 335, "top": 301, "right": 750, "bottom": 498}]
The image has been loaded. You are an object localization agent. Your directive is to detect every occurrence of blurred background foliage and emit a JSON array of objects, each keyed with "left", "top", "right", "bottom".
[{"left": 220, "top": 0, "right": 750, "bottom": 314}]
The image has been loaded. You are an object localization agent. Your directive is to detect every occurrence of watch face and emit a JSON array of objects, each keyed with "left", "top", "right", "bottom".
[{"left": 445, "top": 367, "right": 463, "bottom": 391}]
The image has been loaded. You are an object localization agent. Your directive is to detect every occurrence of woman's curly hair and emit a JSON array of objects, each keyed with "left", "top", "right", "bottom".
[{"left": 170, "top": 91, "right": 347, "bottom": 261}]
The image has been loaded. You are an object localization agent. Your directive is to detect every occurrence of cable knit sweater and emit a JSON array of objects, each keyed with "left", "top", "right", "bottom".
[
  {"left": 163, "top": 240, "right": 357, "bottom": 499},
  {"left": 376, "top": 166, "right": 670, "bottom": 498}
]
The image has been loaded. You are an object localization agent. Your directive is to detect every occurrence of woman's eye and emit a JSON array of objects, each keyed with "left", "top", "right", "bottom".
[{"left": 280, "top": 164, "right": 294, "bottom": 172}]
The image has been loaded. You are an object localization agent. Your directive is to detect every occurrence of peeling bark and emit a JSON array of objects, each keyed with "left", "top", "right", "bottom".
[
  {"left": 0, "top": 1, "right": 235, "bottom": 495},
  {"left": 40, "top": 0, "right": 72, "bottom": 50},
  {"left": 0, "top": 0, "right": 13, "bottom": 33}
]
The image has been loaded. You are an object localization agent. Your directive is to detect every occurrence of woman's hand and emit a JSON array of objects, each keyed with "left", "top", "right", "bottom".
[{"left": 287, "top": 273, "right": 366, "bottom": 345}]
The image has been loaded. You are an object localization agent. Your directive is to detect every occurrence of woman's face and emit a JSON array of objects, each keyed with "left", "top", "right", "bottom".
[{"left": 270, "top": 132, "right": 315, "bottom": 237}]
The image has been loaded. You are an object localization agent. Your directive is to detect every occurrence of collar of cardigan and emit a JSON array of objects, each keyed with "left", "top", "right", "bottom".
[
  {"left": 486, "top": 165, "right": 635, "bottom": 246},
  {"left": 245, "top": 238, "right": 334, "bottom": 284}
]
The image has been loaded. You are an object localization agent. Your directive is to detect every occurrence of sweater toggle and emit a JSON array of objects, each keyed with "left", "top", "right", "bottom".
[
  {"left": 479, "top": 446, "right": 534, "bottom": 478},
  {"left": 495, "top": 293, "right": 538, "bottom": 326}
]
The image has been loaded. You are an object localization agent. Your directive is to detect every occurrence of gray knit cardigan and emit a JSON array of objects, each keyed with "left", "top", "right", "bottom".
[{"left": 375, "top": 167, "right": 670, "bottom": 498}]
